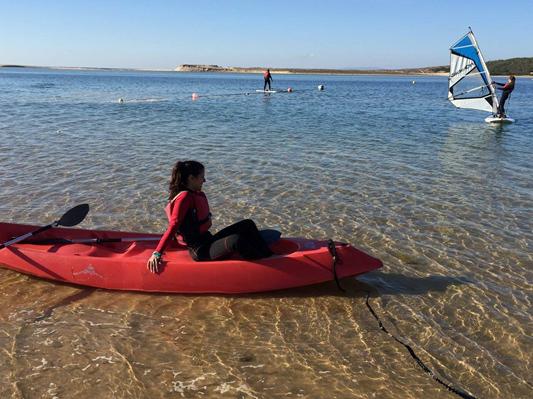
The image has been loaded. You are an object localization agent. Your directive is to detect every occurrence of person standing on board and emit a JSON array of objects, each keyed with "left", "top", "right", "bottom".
[
  {"left": 492, "top": 75, "right": 515, "bottom": 117},
  {"left": 147, "top": 160, "right": 272, "bottom": 274},
  {"left": 263, "top": 69, "right": 273, "bottom": 91}
]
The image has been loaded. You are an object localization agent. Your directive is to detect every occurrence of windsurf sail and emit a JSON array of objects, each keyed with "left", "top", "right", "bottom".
[{"left": 448, "top": 29, "right": 498, "bottom": 114}]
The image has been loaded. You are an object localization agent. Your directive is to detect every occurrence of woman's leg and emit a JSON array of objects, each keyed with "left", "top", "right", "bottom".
[
  {"left": 190, "top": 230, "right": 241, "bottom": 261},
  {"left": 499, "top": 92, "right": 509, "bottom": 115},
  {"left": 207, "top": 234, "right": 240, "bottom": 260},
  {"left": 193, "top": 231, "right": 268, "bottom": 261},
  {"left": 209, "top": 219, "right": 272, "bottom": 260}
]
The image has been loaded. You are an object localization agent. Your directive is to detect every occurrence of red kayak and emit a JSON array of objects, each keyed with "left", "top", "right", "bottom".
[{"left": 0, "top": 222, "right": 382, "bottom": 294}]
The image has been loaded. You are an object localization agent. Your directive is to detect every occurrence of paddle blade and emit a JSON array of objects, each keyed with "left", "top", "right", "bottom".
[{"left": 57, "top": 204, "right": 90, "bottom": 227}]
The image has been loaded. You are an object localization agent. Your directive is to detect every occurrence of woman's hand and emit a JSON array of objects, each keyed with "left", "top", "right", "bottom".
[{"left": 147, "top": 253, "right": 162, "bottom": 274}]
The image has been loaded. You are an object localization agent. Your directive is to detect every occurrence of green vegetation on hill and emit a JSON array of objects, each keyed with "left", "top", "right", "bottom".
[
  {"left": 424, "top": 57, "right": 533, "bottom": 75},
  {"left": 486, "top": 58, "right": 533, "bottom": 75}
]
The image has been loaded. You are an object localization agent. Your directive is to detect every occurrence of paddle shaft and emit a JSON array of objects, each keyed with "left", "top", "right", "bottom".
[
  {"left": 0, "top": 224, "right": 56, "bottom": 249},
  {"left": 23, "top": 230, "right": 281, "bottom": 246},
  {"left": 24, "top": 236, "right": 160, "bottom": 245}
]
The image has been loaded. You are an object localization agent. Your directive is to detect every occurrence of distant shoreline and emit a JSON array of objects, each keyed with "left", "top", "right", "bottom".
[
  {"left": 0, "top": 63, "right": 448, "bottom": 76},
  {"left": 1, "top": 64, "right": 531, "bottom": 77}
]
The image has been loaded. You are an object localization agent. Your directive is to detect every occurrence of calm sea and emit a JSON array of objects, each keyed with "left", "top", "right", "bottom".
[{"left": 0, "top": 68, "right": 531, "bottom": 398}]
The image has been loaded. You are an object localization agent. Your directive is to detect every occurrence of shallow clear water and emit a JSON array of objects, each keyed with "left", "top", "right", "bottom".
[{"left": 0, "top": 68, "right": 532, "bottom": 398}]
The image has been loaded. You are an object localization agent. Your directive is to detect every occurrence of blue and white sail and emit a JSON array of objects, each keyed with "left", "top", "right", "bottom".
[{"left": 448, "top": 30, "right": 498, "bottom": 114}]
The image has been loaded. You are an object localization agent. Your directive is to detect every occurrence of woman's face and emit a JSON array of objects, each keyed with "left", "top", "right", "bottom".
[{"left": 188, "top": 170, "right": 206, "bottom": 191}]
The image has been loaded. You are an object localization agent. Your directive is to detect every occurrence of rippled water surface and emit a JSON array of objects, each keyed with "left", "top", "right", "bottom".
[{"left": 0, "top": 68, "right": 532, "bottom": 398}]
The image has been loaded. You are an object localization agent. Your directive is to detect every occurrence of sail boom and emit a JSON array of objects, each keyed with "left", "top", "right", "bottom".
[{"left": 453, "top": 84, "right": 491, "bottom": 97}]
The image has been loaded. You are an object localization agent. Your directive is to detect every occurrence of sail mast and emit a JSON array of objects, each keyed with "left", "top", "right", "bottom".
[{"left": 468, "top": 28, "right": 499, "bottom": 114}]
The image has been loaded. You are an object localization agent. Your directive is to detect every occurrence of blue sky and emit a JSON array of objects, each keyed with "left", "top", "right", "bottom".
[{"left": 1, "top": 0, "right": 532, "bottom": 69}]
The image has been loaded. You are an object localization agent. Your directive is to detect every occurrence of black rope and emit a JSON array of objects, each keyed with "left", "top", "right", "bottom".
[
  {"left": 327, "top": 239, "right": 345, "bottom": 292},
  {"left": 363, "top": 291, "right": 478, "bottom": 399}
]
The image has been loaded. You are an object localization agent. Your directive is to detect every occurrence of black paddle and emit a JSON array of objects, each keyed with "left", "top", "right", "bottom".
[
  {"left": 26, "top": 236, "right": 159, "bottom": 245},
  {"left": 0, "top": 204, "right": 90, "bottom": 249},
  {"left": 24, "top": 228, "right": 282, "bottom": 246}
]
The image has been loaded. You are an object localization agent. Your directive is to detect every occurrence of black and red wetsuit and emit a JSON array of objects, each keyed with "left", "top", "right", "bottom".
[
  {"left": 263, "top": 70, "right": 273, "bottom": 91},
  {"left": 155, "top": 190, "right": 271, "bottom": 261},
  {"left": 494, "top": 80, "right": 515, "bottom": 116}
]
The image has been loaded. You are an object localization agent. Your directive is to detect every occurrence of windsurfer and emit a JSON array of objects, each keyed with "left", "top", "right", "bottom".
[{"left": 493, "top": 75, "right": 515, "bottom": 117}]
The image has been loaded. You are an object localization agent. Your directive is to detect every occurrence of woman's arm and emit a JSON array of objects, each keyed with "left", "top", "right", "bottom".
[
  {"left": 147, "top": 192, "right": 192, "bottom": 273},
  {"left": 156, "top": 192, "right": 192, "bottom": 253}
]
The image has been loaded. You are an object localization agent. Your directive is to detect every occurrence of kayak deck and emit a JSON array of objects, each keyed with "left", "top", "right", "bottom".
[{"left": 0, "top": 223, "right": 382, "bottom": 294}]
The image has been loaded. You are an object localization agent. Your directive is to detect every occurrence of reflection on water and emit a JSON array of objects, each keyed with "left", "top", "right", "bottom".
[{"left": 0, "top": 69, "right": 532, "bottom": 398}]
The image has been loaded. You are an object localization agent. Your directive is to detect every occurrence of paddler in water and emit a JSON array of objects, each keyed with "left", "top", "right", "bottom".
[
  {"left": 492, "top": 75, "right": 515, "bottom": 117},
  {"left": 147, "top": 160, "right": 272, "bottom": 273},
  {"left": 263, "top": 69, "right": 273, "bottom": 91}
]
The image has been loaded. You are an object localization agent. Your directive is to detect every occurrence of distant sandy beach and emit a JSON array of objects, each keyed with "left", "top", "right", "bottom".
[{"left": 2, "top": 64, "right": 530, "bottom": 77}]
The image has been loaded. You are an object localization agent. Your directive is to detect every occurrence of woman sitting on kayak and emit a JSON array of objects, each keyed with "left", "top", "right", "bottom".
[{"left": 147, "top": 160, "right": 272, "bottom": 273}]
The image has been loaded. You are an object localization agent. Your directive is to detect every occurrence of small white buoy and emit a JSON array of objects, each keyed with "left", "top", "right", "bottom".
[
  {"left": 192, "top": 92, "right": 199, "bottom": 101},
  {"left": 412, "top": 80, "right": 416, "bottom": 85},
  {"left": 318, "top": 84, "right": 325, "bottom": 91}
]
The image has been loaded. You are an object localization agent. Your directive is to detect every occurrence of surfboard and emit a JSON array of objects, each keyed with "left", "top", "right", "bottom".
[
  {"left": 256, "top": 90, "right": 277, "bottom": 93},
  {"left": 484, "top": 116, "right": 515, "bottom": 124}
]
